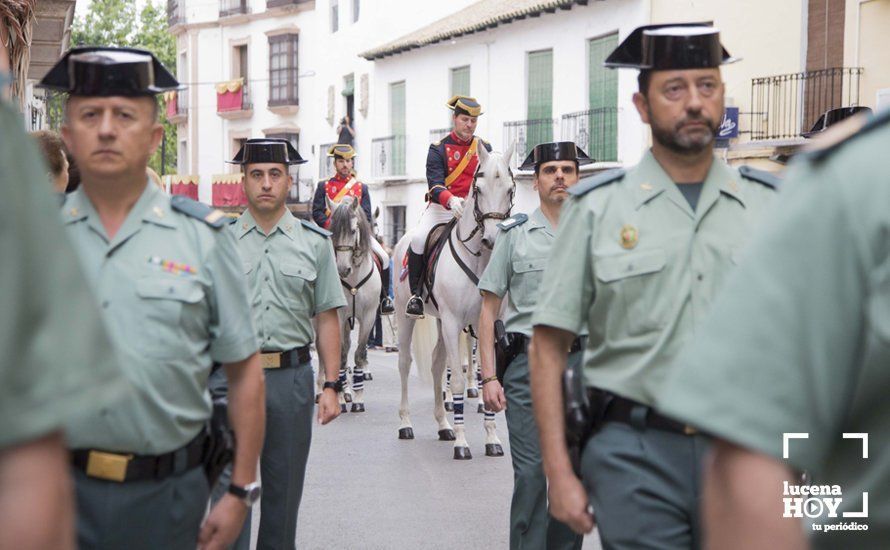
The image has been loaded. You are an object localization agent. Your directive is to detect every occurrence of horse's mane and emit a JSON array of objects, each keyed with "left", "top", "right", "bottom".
[{"left": 330, "top": 196, "right": 372, "bottom": 260}]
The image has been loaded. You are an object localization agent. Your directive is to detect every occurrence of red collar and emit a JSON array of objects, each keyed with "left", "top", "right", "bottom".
[
  {"left": 450, "top": 131, "right": 473, "bottom": 146},
  {"left": 331, "top": 173, "right": 351, "bottom": 183}
]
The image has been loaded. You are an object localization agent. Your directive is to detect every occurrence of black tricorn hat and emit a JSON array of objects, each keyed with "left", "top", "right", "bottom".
[
  {"left": 228, "top": 139, "right": 307, "bottom": 165},
  {"left": 38, "top": 46, "right": 182, "bottom": 96},
  {"left": 605, "top": 23, "right": 739, "bottom": 70},
  {"left": 519, "top": 142, "right": 594, "bottom": 171},
  {"left": 801, "top": 106, "right": 873, "bottom": 138}
]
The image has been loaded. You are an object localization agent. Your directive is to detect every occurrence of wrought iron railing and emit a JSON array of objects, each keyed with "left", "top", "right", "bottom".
[
  {"left": 561, "top": 107, "right": 618, "bottom": 162},
  {"left": 167, "top": 0, "right": 185, "bottom": 26},
  {"left": 429, "top": 127, "right": 451, "bottom": 143},
  {"left": 318, "top": 142, "right": 335, "bottom": 180},
  {"left": 503, "top": 119, "right": 554, "bottom": 169},
  {"left": 371, "top": 135, "right": 407, "bottom": 178},
  {"left": 220, "top": 0, "right": 248, "bottom": 17},
  {"left": 750, "top": 67, "right": 863, "bottom": 140}
]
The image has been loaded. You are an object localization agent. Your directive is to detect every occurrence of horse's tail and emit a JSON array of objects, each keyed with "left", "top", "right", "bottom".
[{"left": 411, "top": 316, "right": 437, "bottom": 384}]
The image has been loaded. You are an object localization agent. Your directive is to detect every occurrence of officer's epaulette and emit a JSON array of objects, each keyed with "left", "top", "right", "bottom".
[
  {"left": 300, "top": 218, "right": 332, "bottom": 238},
  {"left": 228, "top": 215, "right": 239, "bottom": 225},
  {"left": 170, "top": 195, "right": 227, "bottom": 229},
  {"left": 497, "top": 213, "right": 528, "bottom": 231},
  {"left": 569, "top": 168, "right": 626, "bottom": 197},
  {"left": 738, "top": 165, "right": 781, "bottom": 189},
  {"left": 806, "top": 108, "right": 890, "bottom": 162}
]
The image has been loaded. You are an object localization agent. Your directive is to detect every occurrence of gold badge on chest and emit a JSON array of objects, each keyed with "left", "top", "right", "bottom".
[
  {"left": 620, "top": 224, "right": 639, "bottom": 249},
  {"left": 453, "top": 151, "right": 461, "bottom": 161}
]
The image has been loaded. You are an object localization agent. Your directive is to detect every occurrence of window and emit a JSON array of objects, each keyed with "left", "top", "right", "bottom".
[
  {"left": 588, "top": 33, "right": 619, "bottom": 161},
  {"left": 268, "top": 34, "right": 298, "bottom": 106},
  {"left": 352, "top": 0, "right": 360, "bottom": 22},
  {"left": 526, "top": 49, "right": 554, "bottom": 150},
  {"left": 234, "top": 44, "right": 250, "bottom": 108},
  {"left": 385, "top": 205, "right": 406, "bottom": 247},
  {"left": 450, "top": 65, "right": 470, "bottom": 97},
  {"left": 266, "top": 132, "right": 301, "bottom": 202},
  {"left": 178, "top": 140, "right": 188, "bottom": 174},
  {"left": 389, "top": 81, "right": 406, "bottom": 175},
  {"left": 330, "top": 0, "right": 339, "bottom": 33}
]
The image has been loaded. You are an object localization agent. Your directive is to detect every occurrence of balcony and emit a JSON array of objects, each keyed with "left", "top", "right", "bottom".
[
  {"left": 220, "top": 0, "right": 249, "bottom": 17},
  {"left": 216, "top": 79, "right": 253, "bottom": 120},
  {"left": 429, "top": 127, "right": 451, "bottom": 144},
  {"left": 371, "top": 135, "right": 407, "bottom": 179},
  {"left": 166, "top": 88, "right": 188, "bottom": 124},
  {"left": 503, "top": 118, "right": 554, "bottom": 169},
  {"left": 267, "top": 0, "right": 314, "bottom": 8},
  {"left": 318, "top": 142, "right": 335, "bottom": 180},
  {"left": 167, "top": 0, "right": 185, "bottom": 27},
  {"left": 750, "top": 67, "right": 863, "bottom": 140},
  {"left": 561, "top": 107, "right": 618, "bottom": 162}
]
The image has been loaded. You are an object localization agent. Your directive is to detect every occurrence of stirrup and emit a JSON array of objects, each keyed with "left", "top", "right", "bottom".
[
  {"left": 406, "top": 295, "right": 425, "bottom": 319},
  {"left": 380, "top": 297, "right": 395, "bottom": 316}
]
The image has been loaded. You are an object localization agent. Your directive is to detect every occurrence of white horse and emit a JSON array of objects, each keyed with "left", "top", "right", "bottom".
[
  {"left": 323, "top": 196, "right": 382, "bottom": 413},
  {"left": 392, "top": 144, "right": 514, "bottom": 459}
]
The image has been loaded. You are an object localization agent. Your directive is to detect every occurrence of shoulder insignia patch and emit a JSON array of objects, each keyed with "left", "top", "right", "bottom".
[
  {"left": 569, "top": 168, "right": 626, "bottom": 197},
  {"left": 738, "top": 166, "right": 781, "bottom": 189},
  {"left": 170, "top": 195, "right": 226, "bottom": 229},
  {"left": 497, "top": 213, "right": 528, "bottom": 231},
  {"left": 806, "top": 108, "right": 890, "bottom": 162},
  {"left": 300, "top": 218, "right": 332, "bottom": 238}
]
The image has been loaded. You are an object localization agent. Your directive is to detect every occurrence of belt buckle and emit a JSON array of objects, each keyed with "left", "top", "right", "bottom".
[
  {"left": 683, "top": 425, "right": 698, "bottom": 436},
  {"left": 260, "top": 352, "right": 281, "bottom": 369},
  {"left": 86, "top": 451, "right": 132, "bottom": 482}
]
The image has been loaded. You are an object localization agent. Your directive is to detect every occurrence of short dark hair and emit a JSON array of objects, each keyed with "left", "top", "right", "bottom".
[
  {"left": 30, "top": 130, "right": 67, "bottom": 177},
  {"left": 637, "top": 70, "right": 652, "bottom": 96}
]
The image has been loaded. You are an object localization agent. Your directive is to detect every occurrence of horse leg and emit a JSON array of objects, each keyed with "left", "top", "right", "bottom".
[
  {"left": 339, "top": 319, "right": 352, "bottom": 412},
  {"left": 443, "top": 365, "right": 454, "bottom": 412},
  {"left": 431, "top": 335, "right": 453, "bottom": 441},
  {"left": 442, "top": 319, "right": 471, "bottom": 459},
  {"left": 396, "top": 312, "right": 416, "bottom": 439},
  {"left": 351, "top": 302, "right": 375, "bottom": 413},
  {"left": 465, "top": 333, "right": 479, "bottom": 400}
]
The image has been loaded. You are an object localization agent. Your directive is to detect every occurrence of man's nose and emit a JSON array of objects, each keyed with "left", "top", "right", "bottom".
[{"left": 98, "top": 111, "right": 116, "bottom": 137}]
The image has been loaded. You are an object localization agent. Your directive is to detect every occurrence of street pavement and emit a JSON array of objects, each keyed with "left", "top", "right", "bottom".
[{"left": 285, "top": 345, "right": 603, "bottom": 549}]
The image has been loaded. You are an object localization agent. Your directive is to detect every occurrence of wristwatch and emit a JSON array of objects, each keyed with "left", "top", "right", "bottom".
[
  {"left": 323, "top": 379, "right": 343, "bottom": 393},
  {"left": 228, "top": 481, "right": 262, "bottom": 507}
]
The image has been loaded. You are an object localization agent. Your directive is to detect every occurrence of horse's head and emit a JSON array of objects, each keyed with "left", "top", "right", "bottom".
[
  {"left": 330, "top": 196, "right": 370, "bottom": 278},
  {"left": 470, "top": 142, "right": 516, "bottom": 250}
]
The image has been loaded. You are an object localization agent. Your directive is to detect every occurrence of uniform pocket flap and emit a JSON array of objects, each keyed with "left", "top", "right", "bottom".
[
  {"left": 596, "top": 249, "right": 666, "bottom": 283},
  {"left": 512, "top": 258, "right": 548, "bottom": 273},
  {"left": 280, "top": 261, "right": 317, "bottom": 281},
  {"left": 136, "top": 278, "right": 204, "bottom": 303}
]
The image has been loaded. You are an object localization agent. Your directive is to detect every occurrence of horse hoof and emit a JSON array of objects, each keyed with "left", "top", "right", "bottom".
[
  {"left": 351, "top": 403, "right": 365, "bottom": 413},
  {"left": 477, "top": 404, "right": 485, "bottom": 414},
  {"left": 467, "top": 388, "right": 479, "bottom": 399},
  {"left": 398, "top": 427, "right": 415, "bottom": 440},
  {"left": 485, "top": 444, "right": 505, "bottom": 457},
  {"left": 344, "top": 393, "right": 353, "bottom": 403},
  {"left": 453, "top": 447, "right": 473, "bottom": 460},
  {"left": 444, "top": 402, "right": 454, "bottom": 412},
  {"left": 364, "top": 372, "right": 373, "bottom": 381},
  {"left": 340, "top": 404, "right": 347, "bottom": 413},
  {"left": 438, "top": 429, "right": 456, "bottom": 441}
]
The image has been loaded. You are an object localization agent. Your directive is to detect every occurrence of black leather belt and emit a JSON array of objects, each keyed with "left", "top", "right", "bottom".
[
  {"left": 72, "top": 430, "right": 207, "bottom": 483},
  {"left": 509, "top": 333, "right": 586, "bottom": 355},
  {"left": 591, "top": 390, "right": 699, "bottom": 436},
  {"left": 260, "top": 345, "right": 311, "bottom": 369}
]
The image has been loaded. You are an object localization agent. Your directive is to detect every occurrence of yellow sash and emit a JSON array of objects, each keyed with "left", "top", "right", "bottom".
[
  {"left": 332, "top": 177, "right": 359, "bottom": 203},
  {"left": 444, "top": 138, "right": 478, "bottom": 187}
]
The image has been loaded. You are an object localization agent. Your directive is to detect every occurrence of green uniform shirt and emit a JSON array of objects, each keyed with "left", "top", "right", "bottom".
[
  {"left": 479, "top": 208, "right": 586, "bottom": 338},
  {"left": 0, "top": 101, "right": 127, "bottom": 449},
  {"left": 532, "top": 150, "right": 777, "bottom": 405},
  {"left": 658, "top": 117, "right": 890, "bottom": 547},
  {"left": 234, "top": 209, "right": 346, "bottom": 351},
  {"left": 62, "top": 183, "right": 258, "bottom": 454}
]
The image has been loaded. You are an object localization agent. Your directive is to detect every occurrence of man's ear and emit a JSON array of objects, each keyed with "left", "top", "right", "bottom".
[{"left": 632, "top": 92, "right": 650, "bottom": 125}]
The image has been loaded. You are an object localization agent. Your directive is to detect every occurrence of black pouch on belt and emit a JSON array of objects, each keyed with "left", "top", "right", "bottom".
[
  {"left": 203, "top": 363, "right": 236, "bottom": 486},
  {"left": 563, "top": 359, "right": 594, "bottom": 477},
  {"left": 494, "top": 320, "right": 515, "bottom": 384}
]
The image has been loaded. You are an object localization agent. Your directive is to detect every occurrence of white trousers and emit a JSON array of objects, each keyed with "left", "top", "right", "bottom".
[
  {"left": 410, "top": 203, "right": 455, "bottom": 254},
  {"left": 371, "top": 237, "right": 390, "bottom": 265}
]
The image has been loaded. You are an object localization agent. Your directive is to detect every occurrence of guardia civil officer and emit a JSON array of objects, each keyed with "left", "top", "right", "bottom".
[
  {"left": 406, "top": 95, "right": 492, "bottom": 318},
  {"left": 227, "top": 138, "right": 347, "bottom": 549},
  {"left": 528, "top": 25, "right": 780, "bottom": 548},
  {"left": 39, "top": 47, "right": 266, "bottom": 550},
  {"left": 477, "top": 142, "right": 591, "bottom": 550},
  {"left": 0, "top": 46, "right": 126, "bottom": 549},
  {"left": 312, "top": 143, "right": 395, "bottom": 314},
  {"left": 656, "top": 110, "right": 890, "bottom": 549}
]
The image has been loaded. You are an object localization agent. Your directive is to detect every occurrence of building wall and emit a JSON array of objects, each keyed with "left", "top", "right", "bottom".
[{"left": 843, "top": 0, "right": 890, "bottom": 111}]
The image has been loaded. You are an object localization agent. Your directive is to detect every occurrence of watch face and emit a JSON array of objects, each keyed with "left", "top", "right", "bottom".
[{"left": 246, "top": 483, "right": 262, "bottom": 504}]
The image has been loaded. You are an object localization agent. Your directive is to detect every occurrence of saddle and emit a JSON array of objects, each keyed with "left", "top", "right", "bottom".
[{"left": 399, "top": 220, "right": 456, "bottom": 309}]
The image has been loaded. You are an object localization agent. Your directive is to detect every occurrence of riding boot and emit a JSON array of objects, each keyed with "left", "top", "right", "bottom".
[
  {"left": 379, "top": 266, "right": 395, "bottom": 315},
  {"left": 406, "top": 250, "right": 425, "bottom": 318}
]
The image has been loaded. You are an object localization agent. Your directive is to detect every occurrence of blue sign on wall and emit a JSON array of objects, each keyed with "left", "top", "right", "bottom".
[{"left": 718, "top": 107, "right": 740, "bottom": 139}]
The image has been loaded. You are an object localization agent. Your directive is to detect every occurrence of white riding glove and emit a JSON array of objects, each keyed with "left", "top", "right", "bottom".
[{"left": 448, "top": 196, "right": 465, "bottom": 219}]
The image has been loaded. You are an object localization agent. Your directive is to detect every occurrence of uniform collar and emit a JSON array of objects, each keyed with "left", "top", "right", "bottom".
[
  {"left": 527, "top": 208, "right": 554, "bottom": 234},
  {"left": 237, "top": 207, "right": 296, "bottom": 240},
  {"left": 450, "top": 131, "right": 472, "bottom": 146},
  {"left": 63, "top": 180, "right": 175, "bottom": 238},
  {"left": 331, "top": 172, "right": 351, "bottom": 183}
]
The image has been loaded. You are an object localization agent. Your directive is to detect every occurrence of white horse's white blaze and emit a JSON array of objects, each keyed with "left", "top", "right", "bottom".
[{"left": 392, "top": 144, "right": 515, "bottom": 458}]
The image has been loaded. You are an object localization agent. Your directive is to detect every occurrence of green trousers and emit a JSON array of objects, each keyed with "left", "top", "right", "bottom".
[
  {"left": 580, "top": 411, "right": 710, "bottom": 550},
  {"left": 75, "top": 466, "right": 208, "bottom": 550},
  {"left": 504, "top": 352, "right": 583, "bottom": 550}
]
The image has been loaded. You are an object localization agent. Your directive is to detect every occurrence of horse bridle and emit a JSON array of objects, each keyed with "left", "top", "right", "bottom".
[
  {"left": 334, "top": 222, "right": 375, "bottom": 330},
  {"left": 456, "top": 169, "right": 515, "bottom": 256},
  {"left": 333, "top": 223, "right": 364, "bottom": 268}
]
